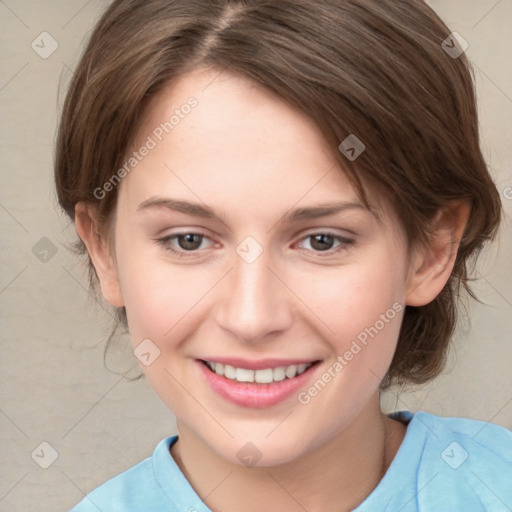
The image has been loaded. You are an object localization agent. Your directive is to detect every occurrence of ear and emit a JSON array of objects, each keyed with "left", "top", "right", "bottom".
[
  {"left": 405, "top": 200, "right": 470, "bottom": 307},
  {"left": 74, "top": 202, "right": 124, "bottom": 308}
]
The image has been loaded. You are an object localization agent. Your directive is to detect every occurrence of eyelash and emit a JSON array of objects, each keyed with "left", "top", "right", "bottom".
[{"left": 155, "top": 231, "right": 354, "bottom": 258}]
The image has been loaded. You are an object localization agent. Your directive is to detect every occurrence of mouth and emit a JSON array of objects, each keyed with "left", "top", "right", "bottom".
[
  {"left": 196, "top": 358, "right": 322, "bottom": 408},
  {"left": 199, "top": 359, "right": 318, "bottom": 384}
]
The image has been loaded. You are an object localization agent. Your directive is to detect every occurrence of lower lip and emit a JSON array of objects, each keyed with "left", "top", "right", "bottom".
[{"left": 196, "top": 360, "right": 320, "bottom": 408}]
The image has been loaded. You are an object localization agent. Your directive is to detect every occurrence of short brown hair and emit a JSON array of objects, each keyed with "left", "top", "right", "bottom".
[{"left": 55, "top": 0, "right": 502, "bottom": 388}]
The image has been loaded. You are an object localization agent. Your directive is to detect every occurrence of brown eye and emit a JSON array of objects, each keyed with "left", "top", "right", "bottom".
[
  {"left": 156, "top": 232, "right": 214, "bottom": 258},
  {"left": 176, "top": 233, "right": 203, "bottom": 250},
  {"left": 309, "top": 234, "right": 335, "bottom": 251},
  {"left": 297, "top": 232, "right": 354, "bottom": 256}
]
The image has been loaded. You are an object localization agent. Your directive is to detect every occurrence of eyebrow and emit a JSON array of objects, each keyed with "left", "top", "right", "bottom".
[{"left": 137, "top": 197, "right": 380, "bottom": 223}]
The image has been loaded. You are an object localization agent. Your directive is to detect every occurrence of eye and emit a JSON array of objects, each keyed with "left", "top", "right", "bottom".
[
  {"left": 156, "top": 232, "right": 214, "bottom": 257},
  {"left": 296, "top": 232, "right": 354, "bottom": 255},
  {"left": 155, "top": 231, "right": 354, "bottom": 259}
]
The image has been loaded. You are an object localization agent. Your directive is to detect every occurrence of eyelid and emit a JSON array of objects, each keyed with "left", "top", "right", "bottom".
[
  {"left": 155, "top": 230, "right": 215, "bottom": 256},
  {"left": 293, "top": 231, "right": 354, "bottom": 254},
  {"left": 155, "top": 229, "right": 354, "bottom": 260},
  {"left": 297, "top": 227, "right": 354, "bottom": 240}
]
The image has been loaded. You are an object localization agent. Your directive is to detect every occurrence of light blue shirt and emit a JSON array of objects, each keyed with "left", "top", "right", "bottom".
[{"left": 70, "top": 411, "right": 512, "bottom": 511}]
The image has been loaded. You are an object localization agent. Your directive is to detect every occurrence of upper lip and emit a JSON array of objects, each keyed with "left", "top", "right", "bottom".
[{"left": 198, "top": 357, "right": 320, "bottom": 370}]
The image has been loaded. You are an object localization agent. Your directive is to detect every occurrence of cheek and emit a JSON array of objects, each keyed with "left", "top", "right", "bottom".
[
  {"left": 292, "top": 259, "right": 406, "bottom": 378},
  {"left": 116, "top": 249, "right": 214, "bottom": 343},
  {"left": 297, "top": 261, "right": 404, "bottom": 333},
  {"left": 115, "top": 251, "right": 207, "bottom": 400},
  {"left": 289, "top": 267, "right": 405, "bottom": 422}
]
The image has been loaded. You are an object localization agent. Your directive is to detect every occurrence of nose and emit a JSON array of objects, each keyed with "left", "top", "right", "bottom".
[{"left": 215, "top": 248, "right": 293, "bottom": 343}]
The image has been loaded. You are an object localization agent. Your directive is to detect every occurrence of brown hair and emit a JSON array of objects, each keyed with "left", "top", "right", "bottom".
[{"left": 55, "top": 0, "right": 502, "bottom": 388}]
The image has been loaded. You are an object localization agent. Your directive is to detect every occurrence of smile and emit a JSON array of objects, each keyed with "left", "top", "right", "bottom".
[
  {"left": 196, "top": 358, "right": 321, "bottom": 408},
  {"left": 203, "top": 360, "right": 314, "bottom": 384}
]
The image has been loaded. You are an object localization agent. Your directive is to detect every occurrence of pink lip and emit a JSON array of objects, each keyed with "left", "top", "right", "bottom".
[{"left": 195, "top": 359, "right": 321, "bottom": 408}]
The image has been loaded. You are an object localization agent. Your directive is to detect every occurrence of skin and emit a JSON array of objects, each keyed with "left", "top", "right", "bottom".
[{"left": 76, "top": 67, "right": 470, "bottom": 511}]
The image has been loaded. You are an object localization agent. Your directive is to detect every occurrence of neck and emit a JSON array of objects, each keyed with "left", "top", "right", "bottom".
[{"left": 170, "top": 393, "right": 406, "bottom": 512}]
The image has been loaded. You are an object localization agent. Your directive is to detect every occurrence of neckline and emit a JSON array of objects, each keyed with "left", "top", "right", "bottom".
[
  {"left": 155, "top": 410, "right": 423, "bottom": 511},
  {"left": 353, "top": 410, "right": 425, "bottom": 510}
]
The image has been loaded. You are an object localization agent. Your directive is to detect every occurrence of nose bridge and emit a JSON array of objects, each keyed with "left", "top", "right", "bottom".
[{"left": 216, "top": 245, "right": 291, "bottom": 342}]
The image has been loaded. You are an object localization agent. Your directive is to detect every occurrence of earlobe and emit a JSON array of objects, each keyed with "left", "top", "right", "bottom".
[
  {"left": 405, "top": 200, "right": 470, "bottom": 307},
  {"left": 74, "top": 202, "right": 125, "bottom": 308}
]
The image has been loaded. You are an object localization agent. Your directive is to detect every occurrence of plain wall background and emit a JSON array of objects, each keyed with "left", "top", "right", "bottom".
[{"left": 0, "top": 1, "right": 511, "bottom": 511}]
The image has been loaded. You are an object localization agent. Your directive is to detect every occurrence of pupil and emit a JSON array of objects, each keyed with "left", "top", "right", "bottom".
[
  {"left": 178, "top": 234, "right": 202, "bottom": 250},
  {"left": 311, "top": 234, "right": 333, "bottom": 251}
]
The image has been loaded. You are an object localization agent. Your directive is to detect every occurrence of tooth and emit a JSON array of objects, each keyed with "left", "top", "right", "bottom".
[
  {"left": 224, "top": 364, "right": 236, "bottom": 379},
  {"left": 297, "top": 363, "right": 307, "bottom": 374},
  {"left": 235, "top": 368, "right": 255, "bottom": 382},
  {"left": 209, "top": 361, "right": 314, "bottom": 382},
  {"left": 254, "top": 368, "right": 274, "bottom": 384},
  {"left": 285, "top": 364, "right": 298, "bottom": 379},
  {"left": 273, "top": 366, "right": 286, "bottom": 381}
]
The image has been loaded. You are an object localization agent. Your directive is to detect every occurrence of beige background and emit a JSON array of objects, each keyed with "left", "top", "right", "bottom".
[{"left": 0, "top": 1, "right": 511, "bottom": 511}]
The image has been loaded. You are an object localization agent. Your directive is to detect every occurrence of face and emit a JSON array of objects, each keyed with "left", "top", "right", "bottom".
[{"left": 100, "top": 67, "right": 414, "bottom": 465}]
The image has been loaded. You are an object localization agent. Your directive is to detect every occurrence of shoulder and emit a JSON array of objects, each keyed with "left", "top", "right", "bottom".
[
  {"left": 357, "top": 411, "right": 512, "bottom": 511},
  {"left": 69, "top": 437, "right": 177, "bottom": 512},
  {"left": 415, "top": 410, "right": 512, "bottom": 464},
  {"left": 397, "top": 411, "right": 512, "bottom": 511}
]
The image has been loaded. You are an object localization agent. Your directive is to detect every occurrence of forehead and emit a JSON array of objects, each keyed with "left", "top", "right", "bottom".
[
  {"left": 134, "top": 66, "right": 337, "bottom": 179},
  {"left": 119, "top": 66, "right": 396, "bottom": 231}
]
